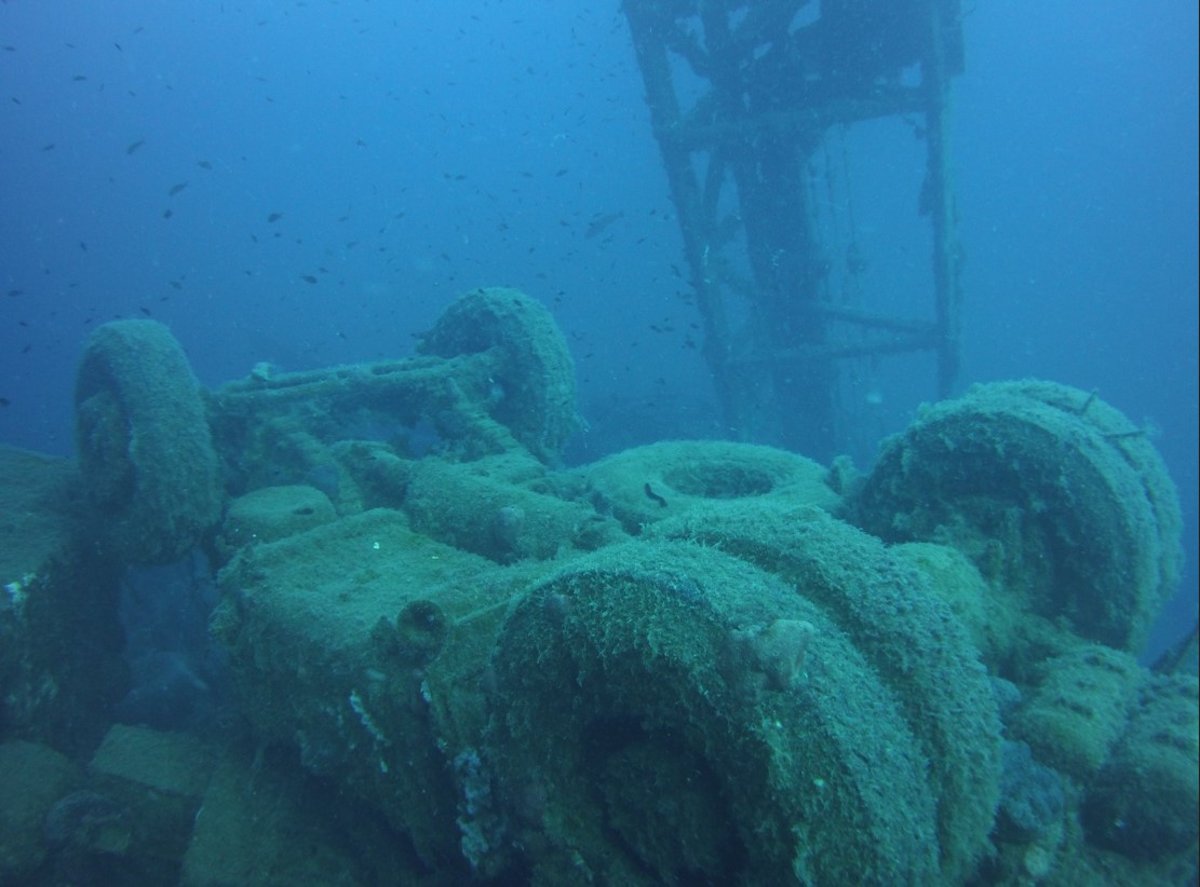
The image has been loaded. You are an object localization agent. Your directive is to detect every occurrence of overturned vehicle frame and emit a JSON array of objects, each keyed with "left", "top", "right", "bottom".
[{"left": 0, "top": 285, "right": 1194, "bottom": 886}]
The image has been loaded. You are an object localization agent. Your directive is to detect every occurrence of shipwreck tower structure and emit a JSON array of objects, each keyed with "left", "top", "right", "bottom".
[{"left": 622, "top": 0, "right": 965, "bottom": 460}]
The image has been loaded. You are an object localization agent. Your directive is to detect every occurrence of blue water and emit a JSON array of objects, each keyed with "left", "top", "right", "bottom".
[{"left": 1, "top": 1, "right": 1196, "bottom": 657}]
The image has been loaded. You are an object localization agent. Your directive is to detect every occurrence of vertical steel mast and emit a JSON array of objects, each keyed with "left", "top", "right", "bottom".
[{"left": 623, "top": 0, "right": 965, "bottom": 459}]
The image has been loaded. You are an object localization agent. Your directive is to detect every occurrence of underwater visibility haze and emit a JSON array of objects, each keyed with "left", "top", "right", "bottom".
[{"left": 1, "top": 1, "right": 1197, "bottom": 884}]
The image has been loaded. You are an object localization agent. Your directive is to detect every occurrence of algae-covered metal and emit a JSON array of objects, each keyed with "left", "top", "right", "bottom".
[{"left": 2, "top": 294, "right": 1191, "bottom": 884}]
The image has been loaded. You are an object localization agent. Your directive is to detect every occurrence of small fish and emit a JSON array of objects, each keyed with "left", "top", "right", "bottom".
[
  {"left": 0, "top": 397, "right": 10, "bottom": 407},
  {"left": 197, "top": 160, "right": 212, "bottom": 170},
  {"left": 267, "top": 212, "right": 283, "bottom": 223},
  {"left": 139, "top": 306, "right": 152, "bottom": 316},
  {"left": 40, "top": 143, "right": 55, "bottom": 151},
  {"left": 168, "top": 182, "right": 188, "bottom": 196},
  {"left": 584, "top": 211, "right": 623, "bottom": 239},
  {"left": 6, "top": 289, "right": 22, "bottom": 297},
  {"left": 72, "top": 74, "right": 87, "bottom": 81},
  {"left": 301, "top": 274, "right": 318, "bottom": 284},
  {"left": 126, "top": 138, "right": 145, "bottom": 154},
  {"left": 162, "top": 208, "right": 173, "bottom": 219}
]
